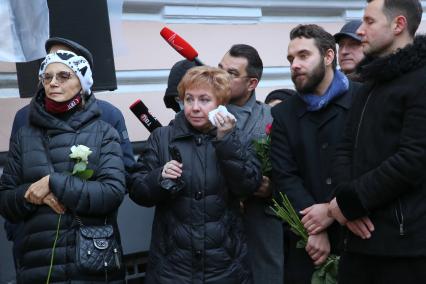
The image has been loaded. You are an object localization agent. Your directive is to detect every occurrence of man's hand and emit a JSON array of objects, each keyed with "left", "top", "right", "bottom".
[
  {"left": 346, "top": 217, "right": 374, "bottom": 239},
  {"left": 306, "top": 231, "right": 330, "bottom": 266},
  {"left": 253, "top": 176, "right": 271, "bottom": 198},
  {"left": 24, "top": 175, "right": 51, "bottom": 205},
  {"left": 43, "top": 193, "right": 66, "bottom": 214},
  {"left": 301, "top": 203, "right": 334, "bottom": 235},
  {"left": 328, "top": 197, "right": 348, "bottom": 225}
]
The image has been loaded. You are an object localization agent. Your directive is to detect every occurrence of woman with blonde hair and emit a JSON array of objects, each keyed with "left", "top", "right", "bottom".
[{"left": 129, "top": 66, "right": 261, "bottom": 283}]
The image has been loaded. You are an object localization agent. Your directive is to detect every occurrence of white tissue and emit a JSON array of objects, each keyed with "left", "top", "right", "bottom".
[{"left": 208, "top": 105, "right": 237, "bottom": 126}]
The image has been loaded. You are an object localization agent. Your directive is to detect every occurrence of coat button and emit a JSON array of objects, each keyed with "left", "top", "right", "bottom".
[
  {"left": 195, "top": 191, "right": 203, "bottom": 200},
  {"left": 195, "top": 136, "right": 202, "bottom": 146},
  {"left": 321, "top": 142, "right": 329, "bottom": 149},
  {"left": 326, "top": 177, "right": 332, "bottom": 185},
  {"left": 194, "top": 250, "right": 202, "bottom": 258}
]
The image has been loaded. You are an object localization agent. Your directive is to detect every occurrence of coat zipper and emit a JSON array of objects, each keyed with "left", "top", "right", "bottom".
[
  {"left": 395, "top": 199, "right": 405, "bottom": 236},
  {"left": 354, "top": 88, "right": 374, "bottom": 149},
  {"left": 42, "top": 133, "right": 55, "bottom": 173}
]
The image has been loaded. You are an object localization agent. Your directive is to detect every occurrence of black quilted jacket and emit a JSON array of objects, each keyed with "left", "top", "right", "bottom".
[
  {"left": 0, "top": 89, "right": 126, "bottom": 283},
  {"left": 129, "top": 112, "right": 261, "bottom": 284}
]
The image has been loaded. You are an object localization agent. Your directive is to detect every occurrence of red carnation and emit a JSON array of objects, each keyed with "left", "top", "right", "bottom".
[{"left": 265, "top": 123, "right": 272, "bottom": 135}]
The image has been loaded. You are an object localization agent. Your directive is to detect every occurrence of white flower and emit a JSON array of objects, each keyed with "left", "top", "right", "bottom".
[{"left": 69, "top": 145, "right": 92, "bottom": 163}]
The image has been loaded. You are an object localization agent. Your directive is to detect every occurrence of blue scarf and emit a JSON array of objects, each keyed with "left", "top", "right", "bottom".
[{"left": 298, "top": 70, "right": 349, "bottom": 111}]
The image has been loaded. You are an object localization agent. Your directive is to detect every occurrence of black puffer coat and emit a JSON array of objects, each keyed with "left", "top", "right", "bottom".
[
  {"left": 334, "top": 35, "right": 426, "bottom": 256},
  {"left": 0, "top": 89, "right": 126, "bottom": 283},
  {"left": 129, "top": 112, "right": 261, "bottom": 284}
]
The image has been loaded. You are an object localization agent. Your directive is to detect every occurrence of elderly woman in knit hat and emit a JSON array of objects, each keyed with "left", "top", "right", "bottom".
[{"left": 0, "top": 50, "right": 126, "bottom": 283}]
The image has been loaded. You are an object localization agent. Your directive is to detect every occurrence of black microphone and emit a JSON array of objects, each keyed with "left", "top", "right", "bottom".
[{"left": 129, "top": 99, "right": 162, "bottom": 132}]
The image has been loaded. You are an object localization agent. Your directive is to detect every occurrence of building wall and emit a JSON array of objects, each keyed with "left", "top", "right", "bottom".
[
  {"left": 1, "top": 1, "right": 426, "bottom": 282},
  {"left": 1, "top": 0, "right": 426, "bottom": 151}
]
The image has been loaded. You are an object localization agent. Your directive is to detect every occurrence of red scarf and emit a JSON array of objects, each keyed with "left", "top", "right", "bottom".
[{"left": 44, "top": 94, "right": 82, "bottom": 114}]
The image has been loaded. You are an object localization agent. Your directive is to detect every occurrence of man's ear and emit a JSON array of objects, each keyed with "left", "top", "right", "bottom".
[
  {"left": 324, "top": 48, "right": 335, "bottom": 67},
  {"left": 247, "top": 77, "right": 259, "bottom": 92},
  {"left": 393, "top": 15, "right": 408, "bottom": 36}
]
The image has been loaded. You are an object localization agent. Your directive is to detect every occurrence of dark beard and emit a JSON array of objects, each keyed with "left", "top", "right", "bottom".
[{"left": 292, "top": 60, "right": 325, "bottom": 94}]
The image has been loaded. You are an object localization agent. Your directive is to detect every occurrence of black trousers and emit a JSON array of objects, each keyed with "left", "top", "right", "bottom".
[
  {"left": 339, "top": 251, "right": 426, "bottom": 284},
  {"left": 283, "top": 227, "right": 314, "bottom": 284}
]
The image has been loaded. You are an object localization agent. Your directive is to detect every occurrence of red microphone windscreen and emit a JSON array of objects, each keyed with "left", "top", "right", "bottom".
[{"left": 160, "top": 27, "right": 198, "bottom": 61}]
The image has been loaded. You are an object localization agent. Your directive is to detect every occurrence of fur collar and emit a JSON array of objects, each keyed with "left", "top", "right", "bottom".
[{"left": 358, "top": 35, "right": 426, "bottom": 82}]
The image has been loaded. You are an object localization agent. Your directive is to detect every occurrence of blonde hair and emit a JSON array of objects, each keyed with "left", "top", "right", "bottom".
[{"left": 177, "top": 66, "right": 231, "bottom": 105}]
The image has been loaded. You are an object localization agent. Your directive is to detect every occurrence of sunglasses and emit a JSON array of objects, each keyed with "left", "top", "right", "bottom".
[{"left": 39, "top": 71, "right": 74, "bottom": 84}]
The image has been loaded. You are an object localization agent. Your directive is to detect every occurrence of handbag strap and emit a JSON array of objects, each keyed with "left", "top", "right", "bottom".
[{"left": 74, "top": 215, "right": 108, "bottom": 227}]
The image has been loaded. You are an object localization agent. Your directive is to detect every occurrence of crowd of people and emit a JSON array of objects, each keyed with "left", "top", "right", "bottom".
[{"left": 1, "top": 0, "right": 425, "bottom": 283}]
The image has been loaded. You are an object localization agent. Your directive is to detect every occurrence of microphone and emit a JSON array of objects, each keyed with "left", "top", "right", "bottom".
[
  {"left": 129, "top": 99, "right": 162, "bottom": 132},
  {"left": 160, "top": 27, "right": 204, "bottom": 66}
]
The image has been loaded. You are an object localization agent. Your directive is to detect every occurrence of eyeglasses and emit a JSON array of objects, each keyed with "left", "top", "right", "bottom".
[{"left": 39, "top": 71, "right": 73, "bottom": 84}]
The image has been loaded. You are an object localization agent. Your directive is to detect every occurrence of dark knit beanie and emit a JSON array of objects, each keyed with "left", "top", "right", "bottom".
[
  {"left": 164, "top": 59, "right": 197, "bottom": 112},
  {"left": 265, "top": 88, "right": 296, "bottom": 104}
]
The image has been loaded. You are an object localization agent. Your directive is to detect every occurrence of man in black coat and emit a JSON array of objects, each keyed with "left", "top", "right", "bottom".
[
  {"left": 270, "top": 24, "right": 359, "bottom": 284},
  {"left": 328, "top": 0, "right": 426, "bottom": 283}
]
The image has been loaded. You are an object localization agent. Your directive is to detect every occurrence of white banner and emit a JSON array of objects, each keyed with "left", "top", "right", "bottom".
[{"left": 0, "top": 0, "right": 49, "bottom": 62}]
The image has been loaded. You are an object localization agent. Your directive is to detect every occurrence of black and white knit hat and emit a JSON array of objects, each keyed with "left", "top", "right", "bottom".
[{"left": 39, "top": 50, "right": 93, "bottom": 95}]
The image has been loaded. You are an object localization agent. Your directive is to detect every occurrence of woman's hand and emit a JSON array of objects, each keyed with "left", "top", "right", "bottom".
[
  {"left": 162, "top": 160, "right": 183, "bottom": 179},
  {"left": 24, "top": 175, "right": 51, "bottom": 205},
  {"left": 215, "top": 112, "right": 236, "bottom": 140},
  {"left": 43, "top": 193, "right": 66, "bottom": 214}
]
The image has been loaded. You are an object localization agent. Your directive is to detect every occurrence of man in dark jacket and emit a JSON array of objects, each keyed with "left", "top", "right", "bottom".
[
  {"left": 328, "top": 0, "right": 426, "bottom": 283},
  {"left": 334, "top": 20, "right": 364, "bottom": 81},
  {"left": 270, "top": 24, "right": 359, "bottom": 283},
  {"left": 219, "top": 44, "right": 283, "bottom": 284}
]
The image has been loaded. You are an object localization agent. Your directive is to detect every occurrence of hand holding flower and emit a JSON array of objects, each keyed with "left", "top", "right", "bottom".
[
  {"left": 306, "top": 231, "right": 330, "bottom": 266},
  {"left": 272, "top": 193, "right": 339, "bottom": 284},
  {"left": 253, "top": 176, "right": 272, "bottom": 198},
  {"left": 25, "top": 175, "right": 51, "bottom": 205},
  {"left": 43, "top": 192, "right": 66, "bottom": 214}
]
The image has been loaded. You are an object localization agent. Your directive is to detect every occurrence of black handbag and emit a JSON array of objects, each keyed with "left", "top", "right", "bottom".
[{"left": 75, "top": 217, "right": 123, "bottom": 274}]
